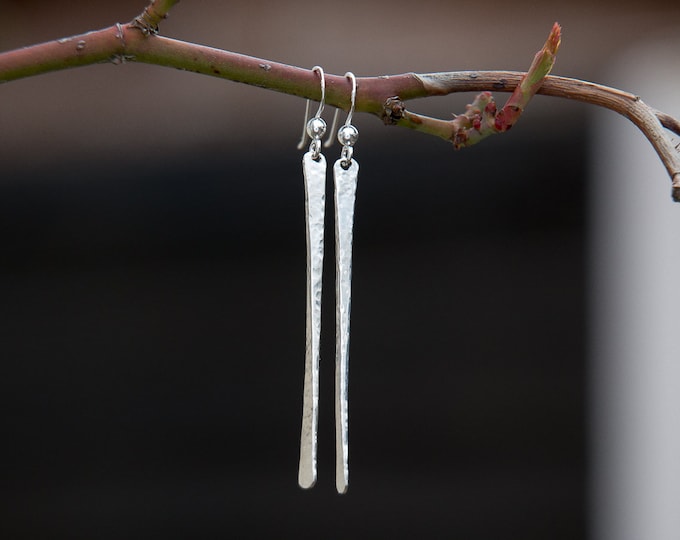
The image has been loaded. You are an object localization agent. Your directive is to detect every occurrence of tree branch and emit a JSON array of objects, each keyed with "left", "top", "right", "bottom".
[
  {"left": 400, "top": 72, "right": 680, "bottom": 201},
  {"left": 1, "top": 5, "right": 679, "bottom": 201}
]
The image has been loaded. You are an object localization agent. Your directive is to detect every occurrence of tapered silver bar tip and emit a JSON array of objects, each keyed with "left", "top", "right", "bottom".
[
  {"left": 298, "top": 468, "right": 317, "bottom": 490},
  {"left": 336, "top": 470, "right": 348, "bottom": 494}
]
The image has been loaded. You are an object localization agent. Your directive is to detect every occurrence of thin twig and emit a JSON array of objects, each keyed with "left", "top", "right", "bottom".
[
  {"left": 408, "top": 72, "right": 680, "bottom": 199},
  {"left": 0, "top": 11, "right": 678, "bottom": 200}
]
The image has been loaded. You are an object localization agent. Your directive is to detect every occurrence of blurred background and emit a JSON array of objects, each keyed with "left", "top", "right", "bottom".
[{"left": 0, "top": 1, "right": 678, "bottom": 539}]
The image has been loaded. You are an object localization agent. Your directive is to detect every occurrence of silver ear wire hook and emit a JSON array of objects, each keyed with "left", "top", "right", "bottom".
[
  {"left": 343, "top": 72, "right": 357, "bottom": 127},
  {"left": 337, "top": 72, "right": 359, "bottom": 168},
  {"left": 297, "top": 66, "right": 327, "bottom": 153},
  {"left": 312, "top": 65, "right": 326, "bottom": 119}
]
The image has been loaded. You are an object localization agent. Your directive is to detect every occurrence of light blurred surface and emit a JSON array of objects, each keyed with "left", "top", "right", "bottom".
[{"left": 589, "top": 36, "right": 680, "bottom": 540}]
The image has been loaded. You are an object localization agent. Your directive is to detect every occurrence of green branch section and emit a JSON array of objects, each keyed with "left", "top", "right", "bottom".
[
  {"left": 0, "top": 10, "right": 679, "bottom": 200},
  {"left": 452, "top": 22, "right": 562, "bottom": 149}
]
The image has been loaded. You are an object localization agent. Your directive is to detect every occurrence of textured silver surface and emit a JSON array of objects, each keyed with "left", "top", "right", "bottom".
[
  {"left": 333, "top": 158, "right": 358, "bottom": 494},
  {"left": 298, "top": 151, "right": 326, "bottom": 489}
]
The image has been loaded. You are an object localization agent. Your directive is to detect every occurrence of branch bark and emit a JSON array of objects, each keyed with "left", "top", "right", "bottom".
[{"left": 1, "top": 4, "right": 679, "bottom": 201}]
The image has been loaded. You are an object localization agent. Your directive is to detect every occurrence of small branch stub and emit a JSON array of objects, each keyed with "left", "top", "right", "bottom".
[
  {"left": 383, "top": 97, "right": 406, "bottom": 125},
  {"left": 130, "top": 0, "right": 180, "bottom": 35}
]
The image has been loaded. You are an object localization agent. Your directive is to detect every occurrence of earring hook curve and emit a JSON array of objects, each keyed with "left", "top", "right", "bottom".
[
  {"left": 312, "top": 65, "right": 325, "bottom": 119},
  {"left": 297, "top": 66, "right": 327, "bottom": 150},
  {"left": 337, "top": 72, "right": 359, "bottom": 168},
  {"left": 343, "top": 72, "right": 357, "bottom": 127}
]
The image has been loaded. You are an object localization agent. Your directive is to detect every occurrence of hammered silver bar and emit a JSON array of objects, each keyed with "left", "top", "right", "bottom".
[
  {"left": 333, "top": 158, "right": 358, "bottom": 494},
  {"left": 298, "top": 151, "right": 326, "bottom": 489}
]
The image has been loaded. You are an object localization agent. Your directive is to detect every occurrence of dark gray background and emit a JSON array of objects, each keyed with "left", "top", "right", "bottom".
[{"left": 0, "top": 129, "right": 586, "bottom": 539}]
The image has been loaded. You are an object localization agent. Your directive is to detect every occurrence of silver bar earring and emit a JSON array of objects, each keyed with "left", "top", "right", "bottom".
[
  {"left": 333, "top": 72, "right": 359, "bottom": 494},
  {"left": 298, "top": 66, "right": 328, "bottom": 490}
]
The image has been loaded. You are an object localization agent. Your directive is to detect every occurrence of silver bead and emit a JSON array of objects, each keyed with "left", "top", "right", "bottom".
[
  {"left": 337, "top": 125, "right": 359, "bottom": 147},
  {"left": 306, "top": 117, "right": 327, "bottom": 139}
]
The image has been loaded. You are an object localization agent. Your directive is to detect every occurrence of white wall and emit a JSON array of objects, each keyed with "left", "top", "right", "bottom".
[{"left": 590, "top": 33, "right": 680, "bottom": 540}]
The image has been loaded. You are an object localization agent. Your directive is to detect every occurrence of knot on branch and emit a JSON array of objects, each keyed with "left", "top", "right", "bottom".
[
  {"left": 130, "top": 11, "right": 161, "bottom": 36},
  {"left": 382, "top": 97, "right": 406, "bottom": 125},
  {"left": 129, "top": 1, "right": 179, "bottom": 36}
]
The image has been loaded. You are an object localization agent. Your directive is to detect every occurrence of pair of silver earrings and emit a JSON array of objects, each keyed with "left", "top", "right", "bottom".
[{"left": 297, "top": 66, "right": 359, "bottom": 495}]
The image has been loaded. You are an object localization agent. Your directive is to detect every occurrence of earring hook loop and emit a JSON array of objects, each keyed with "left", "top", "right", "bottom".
[
  {"left": 343, "top": 72, "right": 357, "bottom": 127},
  {"left": 297, "top": 66, "right": 328, "bottom": 151},
  {"left": 312, "top": 66, "right": 325, "bottom": 119},
  {"left": 337, "top": 72, "right": 359, "bottom": 168}
]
